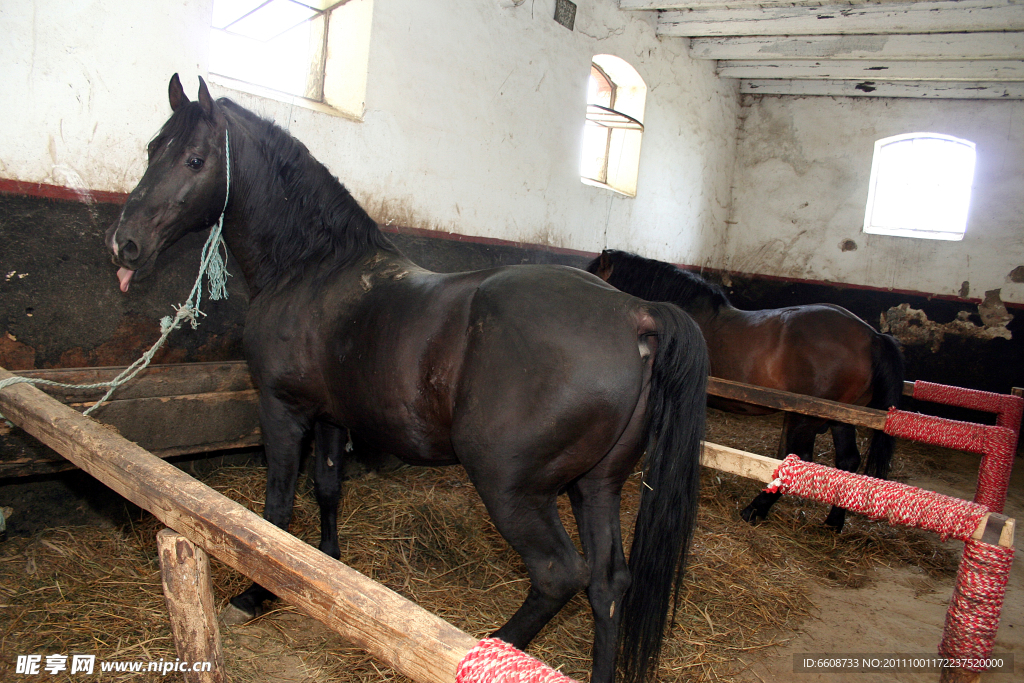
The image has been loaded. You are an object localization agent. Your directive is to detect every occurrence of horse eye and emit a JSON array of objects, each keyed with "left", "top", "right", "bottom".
[{"left": 186, "top": 157, "right": 204, "bottom": 170}]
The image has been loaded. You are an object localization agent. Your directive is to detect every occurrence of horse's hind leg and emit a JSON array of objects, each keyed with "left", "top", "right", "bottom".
[
  {"left": 312, "top": 421, "right": 345, "bottom": 559},
  {"left": 473, "top": 483, "right": 589, "bottom": 651},
  {"left": 229, "top": 395, "right": 309, "bottom": 619},
  {"left": 822, "top": 423, "right": 859, "bottom": 531},
  {"left": 740, "top": 412, "right": 821, "bottom": 524},
  {"left": 567, "top": 477, "right": 630, "bottom": 683}
]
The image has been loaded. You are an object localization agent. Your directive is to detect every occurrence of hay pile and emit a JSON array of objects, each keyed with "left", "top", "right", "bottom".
[{"left": 0, "top": 409, "right": 960, "bottom": 682}]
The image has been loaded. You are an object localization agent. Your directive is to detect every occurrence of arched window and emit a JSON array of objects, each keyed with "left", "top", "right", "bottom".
[
  {"left": 863, "top": 133, "right": 976, "bottom": 241},
  {"left": 580, "top": 55, "right": 646, "bottom": 197}
]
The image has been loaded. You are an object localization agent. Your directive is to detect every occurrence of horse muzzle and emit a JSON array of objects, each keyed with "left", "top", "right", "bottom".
[{"left": 105, "top": 222, "right": 154, "bottom": 293}]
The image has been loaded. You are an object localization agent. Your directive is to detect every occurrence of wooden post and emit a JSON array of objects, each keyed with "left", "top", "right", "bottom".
[
  {"left": 157, "top": 529, "right": 225, "bottom": 683},
  {"left": 938, "top": 513, "right": 1015, "bottom": 683}
]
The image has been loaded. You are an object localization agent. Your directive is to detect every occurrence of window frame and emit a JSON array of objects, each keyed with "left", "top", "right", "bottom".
[{"left": 580, "top": 56, "right": 646, "bottom": 197}]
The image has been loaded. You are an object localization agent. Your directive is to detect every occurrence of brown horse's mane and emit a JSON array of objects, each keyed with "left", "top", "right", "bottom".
[
  {"left": 157, "top": 97, "right": 398, "bottom": 292},
  {"left": 587, "top": 250, "right": 731, "bottom": 316}
]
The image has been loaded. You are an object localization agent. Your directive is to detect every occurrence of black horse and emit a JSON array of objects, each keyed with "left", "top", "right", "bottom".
[
  {"left": 588, "top": 250, "right": 904, "bottom": 531},
  {"left": 105, "top": 75, "right": 709, "bottom": 683}
]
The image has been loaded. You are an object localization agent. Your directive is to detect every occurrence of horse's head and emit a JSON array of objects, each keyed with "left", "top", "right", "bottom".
[{"left": 106, "top": 74, "right": 229, "bottom": 292}]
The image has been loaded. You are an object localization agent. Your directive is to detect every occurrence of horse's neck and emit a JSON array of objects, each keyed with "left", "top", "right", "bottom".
[
  {"left": 685, "top": 300, "right": 726, "bottom": 327},
  {"left": 219, "top": 122, "right": 383, "bottom": 295},
  {"left": 219, "top": 213, "right": 263, "bottom": 295}
]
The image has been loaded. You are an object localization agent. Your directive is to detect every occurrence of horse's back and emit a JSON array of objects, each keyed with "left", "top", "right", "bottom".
[{"left": 711, "top": 303, "right": 877, "bottom": 404}]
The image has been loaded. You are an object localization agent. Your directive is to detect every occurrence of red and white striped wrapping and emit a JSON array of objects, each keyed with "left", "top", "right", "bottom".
[
  {"left": 766, "top": 455, "right": 1014, "bottom": 672},
  {"left": 884, "top": 409, "right": 1016, "bottom": 513},
  {"left": 765, "top": 455, "right": 988, "bottom": 541},
  {"left": 912, "top": 381, "right": 1023, "bottom": 433},
  {"left": 456, "top": 638, "right": 577, "bottom": 683},
  {"left": 940, "top": 538, "right": 1015, "bottom": 669}
]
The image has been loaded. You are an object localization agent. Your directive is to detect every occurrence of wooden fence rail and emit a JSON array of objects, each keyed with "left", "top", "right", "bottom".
[{"left": 5, "top": 362, "right": 1020, "bottom": 480}]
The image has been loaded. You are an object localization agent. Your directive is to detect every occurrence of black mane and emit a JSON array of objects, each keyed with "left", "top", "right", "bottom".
[
  {"left": 199, "top": 98, "right": 396, "bottom": 291},
  {"left": 586, "top": 249, "right": 731, "bottom": 315},
  {"left": 150, "top": 103, "right": 214, "bottom": 160}
]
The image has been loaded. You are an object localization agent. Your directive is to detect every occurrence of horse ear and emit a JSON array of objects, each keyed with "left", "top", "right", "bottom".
[
  {"left": 168, "top": 74, "right": 189, "bottom": 111},
  {"left": 596, "top": 250, "right": 614, "bottom": 281},
  {"left": 197, "top": 76, "right": 215, "bottom": 117}
]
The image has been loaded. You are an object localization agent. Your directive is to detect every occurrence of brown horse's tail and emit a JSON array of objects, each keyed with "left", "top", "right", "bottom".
[
  {"left": 865, "top": 332, "right": 905, "bottom": 478},
  {"left": 619, "top": 302, "right": 708, "bottom": 683}
]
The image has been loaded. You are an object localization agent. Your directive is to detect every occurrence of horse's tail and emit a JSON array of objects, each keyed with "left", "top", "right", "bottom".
[
  {"left": 865, "top": 332, "right": 905, "bottom": 479},
  {"left": 619, "top": 302, "right": 709, "bottom": 683}
]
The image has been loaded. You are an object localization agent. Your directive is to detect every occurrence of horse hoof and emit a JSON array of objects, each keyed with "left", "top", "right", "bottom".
[
  {"left": 823, "top": 511, "right": 847, "bottom": 532},
  {"left": 319, "top": 542, "right": 342, "bottom": 561},
  {"left": 220, "top": 602, "right": 258, "bottom": 627},
  {"left": 739, "top": 505, "right": 765, "bottom": 525}
]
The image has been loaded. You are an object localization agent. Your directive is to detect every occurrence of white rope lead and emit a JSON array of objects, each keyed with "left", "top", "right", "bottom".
[{"left": 0, "top": 130, "right": 232, "bottom": 423}]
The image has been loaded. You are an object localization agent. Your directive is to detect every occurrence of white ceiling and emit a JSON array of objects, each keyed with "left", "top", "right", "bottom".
[{"left": 618, "top": 0, "right": 1024, "bottom": 99}]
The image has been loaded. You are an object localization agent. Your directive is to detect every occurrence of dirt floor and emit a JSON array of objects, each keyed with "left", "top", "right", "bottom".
[
  {"left": 0, "top": 408, "right": 1020, "bottom": 682},
  {"left": 706, "top": 412, "right": 1024, "bottom": 683}
]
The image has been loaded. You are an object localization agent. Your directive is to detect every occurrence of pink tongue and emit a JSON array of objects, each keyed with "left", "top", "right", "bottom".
[{"left": 117, "top": 267, "right": 135, "bottom": 293}]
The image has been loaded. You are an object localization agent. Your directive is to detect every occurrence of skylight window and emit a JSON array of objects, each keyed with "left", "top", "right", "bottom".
[
  {"left": 222, "top": 2, "right": 318, "bottom": 42},
  {"left": 863, "top": 133, "right": 976, "bottom": 241}
]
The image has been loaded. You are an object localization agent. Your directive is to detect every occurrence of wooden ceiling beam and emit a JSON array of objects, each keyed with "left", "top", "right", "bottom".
[
  {"left": 657, "top": 1, "right": 1024, "bottom": 37},
  {"left": 740, "top": 78, "right": 1024, "bottom": 98},
  {"left": 622, "top": 0, "right": 927, "bottom": 8},
  {"left": 719, "top": 59, "right": 1024, "bottom": 81},
  {"left": 689, "top": 32, "right": 1024, "bottom": 61}
]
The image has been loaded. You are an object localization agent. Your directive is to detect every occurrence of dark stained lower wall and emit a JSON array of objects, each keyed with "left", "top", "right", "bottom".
[
  {"left": 0, "top": 191, "right": 589, "bottom": 375},
  {"left": 1, "top": 193, "right": 248, "bottom": 370},
  {"left": 1, "top": 190, "right": 1020, "bottom": 417}
]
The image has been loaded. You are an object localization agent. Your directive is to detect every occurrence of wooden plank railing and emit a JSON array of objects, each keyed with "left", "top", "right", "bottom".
[{"left": 5, "top": 362, "right": 1020, "bottom": 479}]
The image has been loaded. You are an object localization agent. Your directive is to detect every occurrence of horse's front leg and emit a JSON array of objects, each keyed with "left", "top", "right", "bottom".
[
  {"left": 741, "top": 412, "right": 821, "bottom": 524},
  {"left": 228, "top": 394, "right": 309, "bottom": 620},
  {"left": 312, "top": 421, "right": 346, "bottom": 559},
  {"left": 822, "top": 423, "right": 860, "bottom": 531}
]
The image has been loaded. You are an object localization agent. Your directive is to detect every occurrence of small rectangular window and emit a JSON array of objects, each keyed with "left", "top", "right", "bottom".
[
  {"left": 209, "top": 0, "right": 372, "bottom": 120},
  {"left": 863, "top": 133, "right": 976, "bottom": 241}
]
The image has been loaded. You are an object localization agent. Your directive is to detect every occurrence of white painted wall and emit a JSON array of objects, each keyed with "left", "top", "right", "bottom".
[
  {"left": 720, "top": 96, "right": 1024, "bottom": 305},
  {"left": 0, "top": 1, "right": 211, "bottom": 193},
  {"left": 0, "top": 0, "right": 739, "bottom": 266}
]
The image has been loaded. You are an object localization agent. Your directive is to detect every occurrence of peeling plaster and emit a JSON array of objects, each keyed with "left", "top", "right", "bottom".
[{"left": 881, "top": 292, "right": 1013, "bottom": 353}]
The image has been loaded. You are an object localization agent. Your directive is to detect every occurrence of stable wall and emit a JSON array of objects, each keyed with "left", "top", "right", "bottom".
[
  {"left": 720, "top": 95, "right": 1024, "bottom": 307},
  {"left": 3, "top": 1, "right": 1022, "bottom": 395},
  {"left": 0, "top": 0, "right": 739, "bottom": 266},
  {"left": 0, "top": 0, "right": 740, "bottom": 373}
]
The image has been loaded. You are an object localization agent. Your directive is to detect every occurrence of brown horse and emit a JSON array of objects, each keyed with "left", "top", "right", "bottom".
[
  {"left": 104, "top": 76, "right": 709, "bottom": 683},
  {"left": 588, "top": 250, "right": 904, "bottom": 531}
]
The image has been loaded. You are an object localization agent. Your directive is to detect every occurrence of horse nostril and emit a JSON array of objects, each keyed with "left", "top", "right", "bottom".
[{"left": 122, "top": 239, "right": 140, "bottom": 261}]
